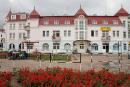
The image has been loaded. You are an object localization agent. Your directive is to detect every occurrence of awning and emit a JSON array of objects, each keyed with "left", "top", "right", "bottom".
[{"left": 73, "top": 40, "right": 91, "bottom": 43}]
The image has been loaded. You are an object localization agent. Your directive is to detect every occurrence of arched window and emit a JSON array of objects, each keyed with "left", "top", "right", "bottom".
[
  {"left": 43, "top": 43, "right": 49, "bottom": 51},
  {"left": 113, "top": 44, "right": 118, "bottom": 50},
  {"left": 91, "top": 43, "right": 98, "bottom": 51},
  {"left": 9, "top": 43, "right": 15, "bottom": 50},
  {"left": 19, "top": 44, "right": 21, "bottom": 50},
  {"left": 64, "top": 43, "right": 71, "bottom": 51}
]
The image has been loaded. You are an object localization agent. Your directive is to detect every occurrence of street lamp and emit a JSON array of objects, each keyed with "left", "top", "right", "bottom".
[{"left": 89, "top": 42, "right": 93, "bottom": 69}]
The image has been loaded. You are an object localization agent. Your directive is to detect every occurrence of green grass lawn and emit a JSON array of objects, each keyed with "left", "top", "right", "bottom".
[{"left": 29, "top": 54, "right": 71, "bottom": 61}]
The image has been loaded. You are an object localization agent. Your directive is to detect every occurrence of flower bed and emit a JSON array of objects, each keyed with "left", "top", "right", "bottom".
[
  {"left": 0, "top": 71, "right": 12, "bottom": 87},
  {"left": 17, "top": 67, "right": 130, "bottom": 87}
]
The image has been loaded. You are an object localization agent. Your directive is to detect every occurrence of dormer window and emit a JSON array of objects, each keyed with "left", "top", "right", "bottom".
[
  {"left": 113, "top": 20, "right": 118, "bottom": 25},
  {"left": 64, "top": 20, "right": 70, "bottom": 25},
  {"left": 79, "top": 15, "right": 84, "bottom": 19},
  {"left": 44, "top": 20, "right": 49, "bottom": 25},
  {"left": 102, "top": 20, "right": 108, "bottom": 25},
  {"left": 20, "top": 14, "right": 26, "bottom": 19},
  {"left": 11, "top": 15, "right": 16, "bottom": 20},
  {"left": 92, "top": 20, "right": 97, "bottom": 25},
  {"left": 54, "top": 20, "right": 59, "bottom": 25}
]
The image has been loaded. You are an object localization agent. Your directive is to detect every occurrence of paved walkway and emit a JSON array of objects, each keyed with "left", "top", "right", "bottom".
[{"left": 0, "top": 54, "right": 130, "bottom": 72}]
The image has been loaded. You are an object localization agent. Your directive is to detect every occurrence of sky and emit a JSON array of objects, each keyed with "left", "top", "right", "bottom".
[{"left": 0, "top": 0, "right": 130, "bottom": 27}]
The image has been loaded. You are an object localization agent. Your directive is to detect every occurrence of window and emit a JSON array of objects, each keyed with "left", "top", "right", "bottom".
[
  {"left": 53, "top": 31, "right": 60, "bottom": 37},
  {"left": 44, "top": 20, "right": 49, "bottom": 25},
  {"left": 13, "top": 33, "right": 15, "bottom": 39},
  {"left": 64, "top": 30, "right": 67, "bottom": 37},
  {"left": 91, "top": 43, "right": 98, "bottom": 51},
  {"left": 80, "top": 44, "right": 84, "bottom": 49},
  {"left": 19, "top": 33, "right": 22, "bottom": 39},
  {"left": 64, "top": 43, "right": 71, "bottom": 51},
  {"left": 46, "top": 31, "right": 49, "bottom": 37},
  {"left": 79, "top": 20, "right": 84, "bottom": 29},
  {"left": 20, "top": 14, "right": 26, "bottom": 19},
  {"left": 113, "top": 31, "right": 115, "bottom": 37},
  {"left": 53, "top": 43, "right": 60, "bottom": 49},
  {"left": 43, "top": 43, "right": 49, "bottom": 51},
  {"left": 68, "top": 30, "right": 71, "bottom": 37},
  {"left": 102, "top": 20, "right": 108, "bottom": 25},
  {"left": 9, "top": 43, "right": 15, "bottom": 49},
  {"left": 9, "top": 33, "right": 12, "bottom": 39},
  {"left": 43, "top": 31, "right": 45, "bottom": 37},
  {"left": 123, "top": 32, "right": 126, "bottom": 38},
  {"left": 0, "top": 43, "right": 3, "bottom": 48},
  {"left": 113, "top": 44, "right": 118, "bottom": 50},
  {"left": 123, "top": 20, "right": 125, "bottom": 27},
  {"left": 13, "top": 24, "right": 15, "bottom": 29},
  {"left": 10, "top": 24, "right": 12, "bottom": 29},
  {"left": 92, "top": 20, "right": 97, "bottom": 25},
  {"left": 54, "top": 20, "right": 59, "bottom": 25},
  {"left": 91, "top": 30, "right": 94, "bottom": 37},
  {"left": 113, "top": 20, "right": 118, "bottom": 25},
  {"left": 117, "top": 31, "right": 119, "bottom": 37},
  {"left": 27, "top": 43, "right": 33, "bottom": 49},
  {"left": 64, "top": 20, "right": 70, "bottom": 25},
  {"left": 95, "top": 30, "right": 98, "bottom": 37},
  {"left": 123, "top": 44, "right": 127, "bottom": 50},
  {"left": 75, "top": 20, "right": 78, "bottom": 30},
  {"left": 11, "top": 15, "right": 16, "bottom": 20},
  {"left": 80, "top": 31, "right": 84, "bottom": 40}
]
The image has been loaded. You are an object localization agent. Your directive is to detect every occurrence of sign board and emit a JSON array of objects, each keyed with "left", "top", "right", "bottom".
[{"left": 100, "top": 27, "right": 111, "bottom": 31}]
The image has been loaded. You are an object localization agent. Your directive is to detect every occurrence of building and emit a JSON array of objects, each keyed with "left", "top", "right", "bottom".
[
  {"left": 4, "top": 6, "right": 130, "bottom": 54},
  {"left": 0, "top": 29, "right": 5, "bottom": 51},
  {"left": 4, "top": 10, "right": 28, "bottom": 51}
]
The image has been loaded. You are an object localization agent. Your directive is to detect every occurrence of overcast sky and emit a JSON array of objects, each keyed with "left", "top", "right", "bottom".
[{"left": 0, "top": 0, "right": 130, "bottom": 27}]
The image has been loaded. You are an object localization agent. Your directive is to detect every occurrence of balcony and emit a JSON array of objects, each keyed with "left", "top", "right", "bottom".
[
  {"left": 52, "top": 36, "right": 61, "bottom": 42},
  {"left": 101, "top": 36, "right": 111, "bottom": 43}
]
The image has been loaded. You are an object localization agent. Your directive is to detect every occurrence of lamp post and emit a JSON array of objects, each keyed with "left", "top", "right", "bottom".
[
  {"left": 89, "top": 43, "right": 93, "bottom": 69},
  {"left": 118, "top": 41, "right": 122, "bottom": 72}
]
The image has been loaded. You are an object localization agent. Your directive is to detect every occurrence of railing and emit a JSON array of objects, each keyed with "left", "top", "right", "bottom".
[
  {"left": 52, "top": 36, "right": 61, "bottom": 41},
  {"left": 101, "top": 36, "right": 111, "bottom": 42}
]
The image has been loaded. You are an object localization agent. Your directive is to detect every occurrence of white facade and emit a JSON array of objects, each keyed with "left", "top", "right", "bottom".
[{"left": 3, "top": 7, "right": 130, "bottom": 54}]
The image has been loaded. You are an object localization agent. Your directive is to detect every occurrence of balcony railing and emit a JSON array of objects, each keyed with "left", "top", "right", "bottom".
[
  {"left": 101, "top": 36, "right": 111, "bottom": 42},
  {"left": 52, "top": 36, "right": 61, "bottom": 41}
]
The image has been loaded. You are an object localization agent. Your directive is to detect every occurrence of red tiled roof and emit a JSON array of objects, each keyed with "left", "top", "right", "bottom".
[
  {"left": 30, "top": 8, "right": 40, "bottom": 18},
  {"left": 39, "top": 16, "right": 122, "bottom": 26},
  {"left": 88, "top": 16, "right": 122, "bottom": 25},
  {"left": 39, "top": 16, "right": 74, "bottom": 25},
  {"left": 115, "top": 7, "right": 129, "bottom": 16},
  {"left": 75, "top": 7, "right": 87, "bottom": 17},
  {"left": 6, "top": 12, "right": 28, "bottom": 22}
]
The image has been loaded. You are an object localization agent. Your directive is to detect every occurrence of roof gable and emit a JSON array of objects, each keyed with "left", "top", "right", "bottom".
[
  {"left": 115, "top": 7, "right": 129, "bottom": 16},
  {"left": 75, "top": 7, "right": 87, "bottom": 17},
  {"left": 30, "top": 7, "right": 40, "bottom": 18}
]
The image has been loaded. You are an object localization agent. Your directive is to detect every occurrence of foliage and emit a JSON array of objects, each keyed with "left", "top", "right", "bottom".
[
  {"left": 0, "top": 71, "right": 12, "bottom": 87},
  {"left": 16, "top": 67, "right": 130, "bottom": 87}
]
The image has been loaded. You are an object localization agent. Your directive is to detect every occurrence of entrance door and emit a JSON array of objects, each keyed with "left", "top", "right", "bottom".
[{"left": 103, "top": 43, "right": 109, "bottom": 53}]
